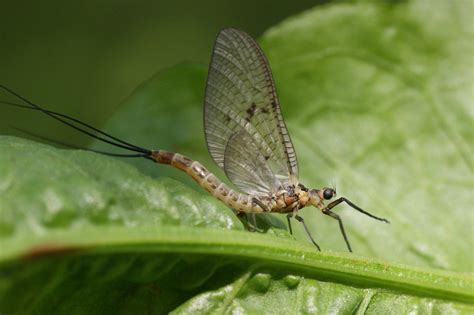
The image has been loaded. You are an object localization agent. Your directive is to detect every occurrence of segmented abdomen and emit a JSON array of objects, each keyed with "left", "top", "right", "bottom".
[{"left": 150, "top": 150, "right": 267, "bottom": 213}]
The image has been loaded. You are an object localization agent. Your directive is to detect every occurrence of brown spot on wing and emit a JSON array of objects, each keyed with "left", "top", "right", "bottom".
[{"left": 246, "top": 103, "right": 257, "bottom": 119}]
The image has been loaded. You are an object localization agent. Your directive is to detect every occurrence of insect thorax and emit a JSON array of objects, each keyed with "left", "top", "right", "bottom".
[{"left": 269, "top": 184, "right": 310, "bottom": 213}]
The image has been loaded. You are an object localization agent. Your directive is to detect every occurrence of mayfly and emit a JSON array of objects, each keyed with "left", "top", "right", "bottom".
[{"left": 1, "top": 28, "right": 389, "bottom": 252}]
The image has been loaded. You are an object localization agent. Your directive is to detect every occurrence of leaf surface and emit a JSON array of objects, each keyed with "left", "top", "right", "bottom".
[{"left": 1, "top": 0, "right": 473, "bottom": 313}]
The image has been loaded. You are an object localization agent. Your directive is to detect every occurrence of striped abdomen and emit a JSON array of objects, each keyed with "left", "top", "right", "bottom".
[{"left": 150, "top": 150, "right": 268, "bottom": 213}]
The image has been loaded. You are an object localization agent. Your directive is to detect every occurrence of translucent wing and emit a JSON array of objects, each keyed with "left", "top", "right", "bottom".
[
  {"left": 223, "top": 131, "right": 279, "bottom": 196},
  {"left": 204, "top": 28, "right": 298, "bottom": 195}
]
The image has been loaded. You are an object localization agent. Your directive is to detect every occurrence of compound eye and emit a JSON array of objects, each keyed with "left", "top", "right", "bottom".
[{"left": 323, "top": 188, "right": 334, "bottom": 200}]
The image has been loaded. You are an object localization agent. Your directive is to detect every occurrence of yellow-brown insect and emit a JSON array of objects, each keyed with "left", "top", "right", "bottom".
[{"left": 0, "top": 28, "right": 389, "bottom": 252}]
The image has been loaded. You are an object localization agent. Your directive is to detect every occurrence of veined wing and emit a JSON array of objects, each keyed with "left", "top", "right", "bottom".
[
  {"left": 223, "top": 130, "right": 280, "bottom": 196},
  {"left": 204, "top": 28, "right": 298, "bottom": 195}
]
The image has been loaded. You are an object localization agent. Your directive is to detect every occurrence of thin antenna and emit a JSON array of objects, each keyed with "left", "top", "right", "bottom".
[
  {"left": 331, "top": 179, "right": 337, "bottom": 193},
  {"left": 0, "top": 85, "right": 152, "bottom": 155}
]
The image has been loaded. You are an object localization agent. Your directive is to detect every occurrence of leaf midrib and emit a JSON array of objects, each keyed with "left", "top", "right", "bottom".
[{"left": 1, "top": 226, "right": 472, "bottom": 303}]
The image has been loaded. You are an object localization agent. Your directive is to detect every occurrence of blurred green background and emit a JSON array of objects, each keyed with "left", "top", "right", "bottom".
[{"left": 1, "top": 0, "right": 326, "bottom": 145}]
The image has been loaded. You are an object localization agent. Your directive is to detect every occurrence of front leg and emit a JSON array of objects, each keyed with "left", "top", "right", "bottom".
[{"left": 327, "top": 197, "right": 389, "bottom": 223}]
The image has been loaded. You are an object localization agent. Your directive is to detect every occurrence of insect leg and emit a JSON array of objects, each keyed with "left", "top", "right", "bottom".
[
  {"left": 248, "top": 213, "right": 257, "bottom": 232},
  {"left": 327, "top": 197, "right": 390, "bottom": 223},
  {"left": 294, "top": 215, "right": 321, "bottom": 251},
  {"left": 286, "top": 213, "right": 293, "bottom": 235},
  {"left": 322, "top": 209, "right": 352, "bottom": 252},
  {"left": 236, "top": 212, "right": 252, "bottom": 231},
  {"left": 252, "top": 198, "right": 270, "bottom": 212}
]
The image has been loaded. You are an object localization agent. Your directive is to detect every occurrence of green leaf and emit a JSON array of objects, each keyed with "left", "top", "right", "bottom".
[
  {"left": 259, "top": 0, "right": 474, "bottom": 269},
  {"left": 1, "top": 0, "right": 473, "bottom": 313},
  {"left": 0, "top": 139, "right": 472, "bottom": 312}
]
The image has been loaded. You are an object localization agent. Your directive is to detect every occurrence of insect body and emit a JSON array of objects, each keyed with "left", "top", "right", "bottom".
[
  {"left": 0, "top": 28, "right": 389, "bottom": 252},
  {"left": 152, "top": 150, "right": 309, "bottom": 215}
]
